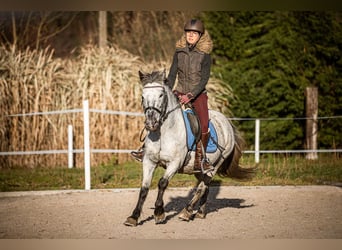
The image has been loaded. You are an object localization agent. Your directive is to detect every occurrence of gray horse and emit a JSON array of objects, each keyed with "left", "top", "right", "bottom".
[{"left": 124, "top": 70, "right": 256, "bottom": 226}]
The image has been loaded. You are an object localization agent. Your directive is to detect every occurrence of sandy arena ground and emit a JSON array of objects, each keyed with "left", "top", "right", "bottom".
[{"left": 0, "top": 185, "right": 341, "bottom": 239}]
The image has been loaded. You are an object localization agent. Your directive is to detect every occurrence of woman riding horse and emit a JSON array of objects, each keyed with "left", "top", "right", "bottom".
[
  {"left": 131, "top": 19, "right": 213, "bottom": 172},
  {"left": 124, "top": 70, "right": 256, "bottom": 226}
]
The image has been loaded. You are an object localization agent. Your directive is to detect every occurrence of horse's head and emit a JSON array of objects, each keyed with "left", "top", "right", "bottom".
[{"left": 139, "top": 70, "right": 168, "bottom": 131}]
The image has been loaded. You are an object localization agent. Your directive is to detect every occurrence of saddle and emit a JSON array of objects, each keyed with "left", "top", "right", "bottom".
[
  {"left": 178, "top": 108, "right": 218, "bottom": 174},
  {"left": 182, "top": 108, "right": 218, "bottom": 153}
]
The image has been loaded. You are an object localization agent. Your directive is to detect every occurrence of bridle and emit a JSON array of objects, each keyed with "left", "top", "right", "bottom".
[{"left": 142, "top": 84, "right": 181, "bottom": 124}]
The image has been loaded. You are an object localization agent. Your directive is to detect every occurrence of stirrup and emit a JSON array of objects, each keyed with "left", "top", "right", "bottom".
[
  {"left": 201, "top": 159, "right": 214, "bottom": 174},
  {"left": 194, "top": 158, "right": 214, "bottom": 174},
  {"left": 130, "top": 150, "right": 144, "bottom": 162}
]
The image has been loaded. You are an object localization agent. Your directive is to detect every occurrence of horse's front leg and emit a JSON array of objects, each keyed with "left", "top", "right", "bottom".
[
  {"left": 124, "top": 160, "right": 156, "bottom": 227},
  {"left": 124, "top": 186, "right": 149, "bottom": 226},
  {"left": 153, "top": 162, "right": 179, "bottom": 224},
  {"left": 154, "top": 177, "right": 168, "bottom": 224}
]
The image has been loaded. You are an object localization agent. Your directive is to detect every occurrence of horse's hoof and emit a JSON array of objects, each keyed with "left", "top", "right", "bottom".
[
  {"left": 195, "top": 211, "right": 206, "bottom": 219},
  {"left": 124, "top": 217, "right": 138, "bottom": 227},
  {"left": 178, "top": 208, "right": 192, "bottom": 221},
  {"left": 154, "top": 213, "right": 165, "bottom": 224}
]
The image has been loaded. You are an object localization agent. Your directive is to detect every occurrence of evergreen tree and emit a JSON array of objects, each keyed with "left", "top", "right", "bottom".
[
  {"left": 201, "top": 11, "right": 342, "bottom": 151},
  {"left": 292, "top": 11, "right": 342, "bottom": 149}
]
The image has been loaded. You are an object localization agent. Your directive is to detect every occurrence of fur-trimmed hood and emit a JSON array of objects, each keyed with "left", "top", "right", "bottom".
[{"left": 175, "top": 30, "right": 213, "bottom": 54}]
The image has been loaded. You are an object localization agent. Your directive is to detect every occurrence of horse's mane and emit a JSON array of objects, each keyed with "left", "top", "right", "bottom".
[{"left": 139, "top": 70, "right": 166, "bottom": 85}]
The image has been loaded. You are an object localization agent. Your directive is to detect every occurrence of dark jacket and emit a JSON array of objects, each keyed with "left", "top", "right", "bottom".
[{"left": 167, "top": 30, "right": 213, "bottom": 98}]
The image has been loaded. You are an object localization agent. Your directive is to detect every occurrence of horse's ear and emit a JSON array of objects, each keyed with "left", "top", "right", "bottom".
[
  {"left": 160, "top": 69, "right": 167, "bottom": 85},
  {"left": 139, "top": 70, "right": 149, "bottom": 86},
  {"left": 165, "top": 69, "right": 170, "bottom": 86},
  {"left": 162, "top": 69, "right": 166, "bottom": 81},
  {"left": 138, "top": 70, "right": 145, "bottom": 82}
]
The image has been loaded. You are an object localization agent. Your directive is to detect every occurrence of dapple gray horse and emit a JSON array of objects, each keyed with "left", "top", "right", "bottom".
[{"left": 124, "top": 70, "right": 256, "bottom": 226}]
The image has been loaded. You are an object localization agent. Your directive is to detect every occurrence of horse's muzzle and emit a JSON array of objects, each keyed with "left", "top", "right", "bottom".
[
  {"left": 144, "top": 119, "right": 160, "bottom": 131},
  {"left": 144, "top": 110, "right": 161, "bottom": 131}
]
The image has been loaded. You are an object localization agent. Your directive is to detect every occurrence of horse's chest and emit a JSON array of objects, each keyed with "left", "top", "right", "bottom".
[{"left": 146, "top": 140, "right": 183, "bottom": 161}]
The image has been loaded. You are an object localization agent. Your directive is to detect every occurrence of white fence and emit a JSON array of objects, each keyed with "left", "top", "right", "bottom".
[
  {"left": 229, "top": 116, "right": 342, "bottom": 163},
  {"left": 1, "top": 100, "right": 341, "bottom": 190}
]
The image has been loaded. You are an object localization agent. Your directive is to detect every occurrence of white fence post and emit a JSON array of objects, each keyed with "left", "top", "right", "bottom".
[
  {"left": 68, "top": 125, "right": 73, "bottom": 169},
  {"left": 255, "top": 119, "right": 260, "bottom": 163},
  {"left": 83, "top": 100, "right": 91, "bottom": 190}
]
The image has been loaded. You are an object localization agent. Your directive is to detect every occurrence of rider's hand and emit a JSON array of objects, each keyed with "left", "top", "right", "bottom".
[{"left": 179, "top": 93, "right": 194, "bottom": 104}]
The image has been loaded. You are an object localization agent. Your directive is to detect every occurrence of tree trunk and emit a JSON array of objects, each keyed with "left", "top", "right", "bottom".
[{"left": 99, "top": 11, "right": 107, "bottom": 48}]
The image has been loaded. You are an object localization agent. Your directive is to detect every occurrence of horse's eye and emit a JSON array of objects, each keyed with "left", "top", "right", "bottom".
[{"left": 159, "top": 93, "right": 164, "bottom": 98}]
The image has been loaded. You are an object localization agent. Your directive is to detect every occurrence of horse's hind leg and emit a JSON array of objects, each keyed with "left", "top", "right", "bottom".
[
  {"left": 195, "top": 184, "right": 209, "bottom": 219},
  {"left": 179, "top": 181, "right": 208, "bottom": 221},
  {"left": 179, "top": 174, "right": 211, "bottom": 221}
]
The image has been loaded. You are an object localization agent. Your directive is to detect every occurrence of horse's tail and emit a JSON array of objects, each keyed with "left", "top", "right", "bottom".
[{"left": 217, "top": 124, "right": 257, "bottom": 180}]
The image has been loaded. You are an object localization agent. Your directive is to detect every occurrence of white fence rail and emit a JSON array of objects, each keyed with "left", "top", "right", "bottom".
[{"left": 1, "top": 100, "right": 341, "bottom": 190}]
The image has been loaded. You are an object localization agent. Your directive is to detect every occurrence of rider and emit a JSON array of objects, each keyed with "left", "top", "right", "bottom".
[{"left": 131, "top": 19, "right": 213, "bottom": 172}]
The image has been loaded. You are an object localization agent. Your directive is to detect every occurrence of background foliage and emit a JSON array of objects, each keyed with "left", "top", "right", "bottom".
[
  {"left": 201, "top": 11, "right": 342, "bottom": 150},
  {"left": 0, "top": 11, "right": 341, "bottom": 168},
  {"left": 0, "top": 11, "right": 231, "bottom": 167}
]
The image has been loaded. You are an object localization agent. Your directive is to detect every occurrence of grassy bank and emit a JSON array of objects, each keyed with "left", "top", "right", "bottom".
[{"left": 0, "top": 155, "right": 341, "bottom": 192}]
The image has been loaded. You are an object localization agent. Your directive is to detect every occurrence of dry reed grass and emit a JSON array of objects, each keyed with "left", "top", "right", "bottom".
[{"left": 0, "top": 44, "right": 233, "bottom": 168}]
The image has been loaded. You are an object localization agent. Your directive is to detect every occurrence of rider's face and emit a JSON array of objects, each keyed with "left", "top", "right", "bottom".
[{"left": 186, "top": 31, "right": 200, "bottom": 45}]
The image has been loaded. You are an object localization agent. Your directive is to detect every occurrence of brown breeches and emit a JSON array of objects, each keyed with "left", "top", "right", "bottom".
[{"left": 192, "top": 93, "right": 209, "bottom": 133}]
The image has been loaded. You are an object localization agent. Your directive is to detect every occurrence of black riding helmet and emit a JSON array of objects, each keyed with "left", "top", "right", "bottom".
[{"left": 184, "top": 19, "right": 204, "bottom": 34}]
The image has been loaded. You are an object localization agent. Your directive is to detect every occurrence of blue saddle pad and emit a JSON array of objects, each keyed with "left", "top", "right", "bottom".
[{"left": 182, "top": 109, "right": 218, "bottom": 153}]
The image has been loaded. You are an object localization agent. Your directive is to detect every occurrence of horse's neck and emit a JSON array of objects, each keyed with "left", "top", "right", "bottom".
[
  {"left": 161, "top": 91, "right": 184, "bottom": 134},
  {"left": 167, "top": 93, "right": 178, "bottom": 111}
]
